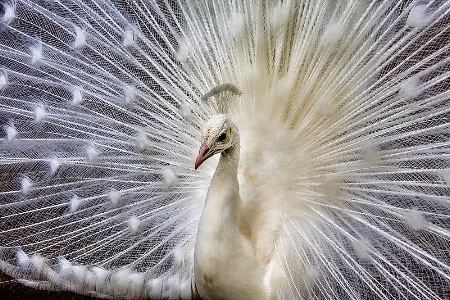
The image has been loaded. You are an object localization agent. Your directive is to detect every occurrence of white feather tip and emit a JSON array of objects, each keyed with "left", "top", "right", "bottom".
[
  {"left": 73, "top": 26, "right": 87, "bottom": 48},
  {"left": 20, "top": 176, "right": 32, "bottom": 195}
]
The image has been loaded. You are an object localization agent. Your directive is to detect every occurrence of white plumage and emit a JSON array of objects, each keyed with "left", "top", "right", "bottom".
[{"left": 0, "top": 0, "right": 449, "bottom": 299}]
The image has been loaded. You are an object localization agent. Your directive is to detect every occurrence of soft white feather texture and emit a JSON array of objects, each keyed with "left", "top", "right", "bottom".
[{"left": 0, "top": 0, "right": 449, "bottom": 299}]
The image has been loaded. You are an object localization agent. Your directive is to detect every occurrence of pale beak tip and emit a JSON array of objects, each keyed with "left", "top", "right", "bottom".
[{"left": 195, "top": 143, "right": 210, "bottom": 170}]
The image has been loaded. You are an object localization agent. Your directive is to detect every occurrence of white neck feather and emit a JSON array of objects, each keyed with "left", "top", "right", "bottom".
[{"left": 194, "top": 143, "right": 269, "bottom": 299}]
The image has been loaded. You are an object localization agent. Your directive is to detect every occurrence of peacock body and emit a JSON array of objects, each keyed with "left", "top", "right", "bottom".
[{"left": 0, "top": 0, "right": 449, "bottom": 299}]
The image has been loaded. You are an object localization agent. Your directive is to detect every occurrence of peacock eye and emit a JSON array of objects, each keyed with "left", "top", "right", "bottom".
[{"left": 218, "top": 132, "right": 227, "bottom": 142}]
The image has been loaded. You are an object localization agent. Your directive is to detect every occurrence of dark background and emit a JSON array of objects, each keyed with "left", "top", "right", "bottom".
[{"left": 0, "top": 272, "right": 98, "bottom": 299}]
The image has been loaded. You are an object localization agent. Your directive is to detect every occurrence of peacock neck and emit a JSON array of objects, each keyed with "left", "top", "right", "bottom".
[
  {"left": 204, "top": 143, "right": 241, "bottom": 223},
  {"left": 194, "top": 130, "right": 268, "bottom": 299}
]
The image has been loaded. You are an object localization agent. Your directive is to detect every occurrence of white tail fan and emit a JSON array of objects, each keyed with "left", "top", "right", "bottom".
[{"left": 0, "top": 0, "right": 449, "bottom": 299}]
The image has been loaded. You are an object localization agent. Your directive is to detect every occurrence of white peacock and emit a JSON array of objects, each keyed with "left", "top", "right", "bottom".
[{"left": 0, "top": 1, "right": 449, "bottom": 299}]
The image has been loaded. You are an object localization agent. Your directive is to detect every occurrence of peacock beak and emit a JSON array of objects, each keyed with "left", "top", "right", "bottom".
[{"left": 195, "top": 143, "right": 212, "bottom": 170}]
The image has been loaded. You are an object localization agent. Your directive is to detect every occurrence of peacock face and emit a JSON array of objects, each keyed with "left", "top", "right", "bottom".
[{"left": 195, "top": 114, "right": 238, "bottom": 169}]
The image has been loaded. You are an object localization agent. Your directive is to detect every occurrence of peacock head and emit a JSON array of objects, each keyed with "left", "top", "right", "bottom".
[{"left": 195, "top": 114, "right": 239, "bottom": 169}]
